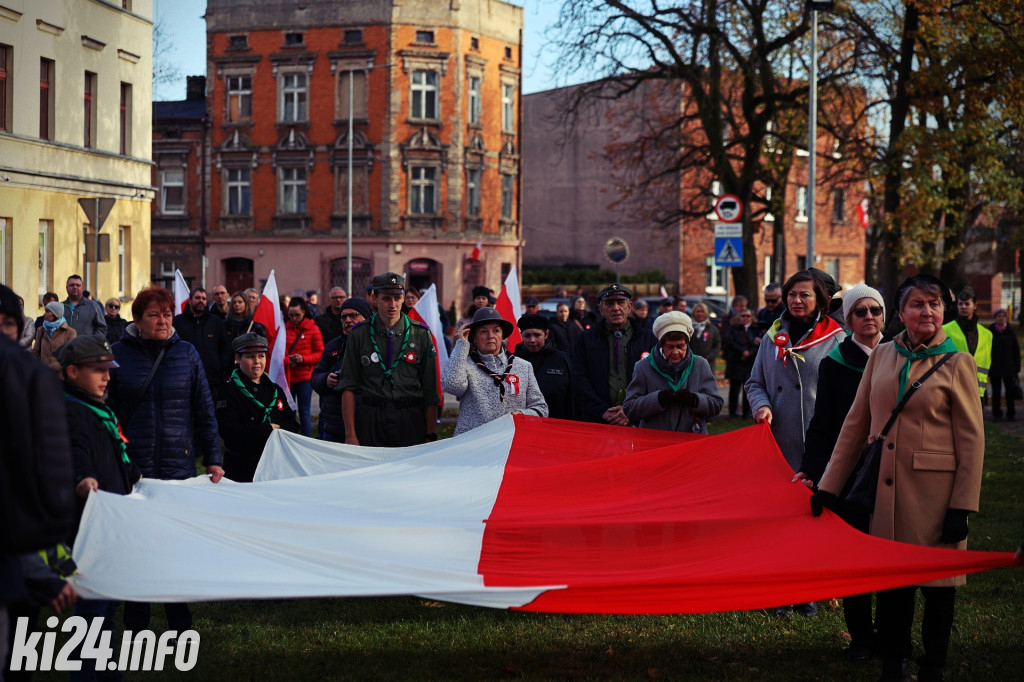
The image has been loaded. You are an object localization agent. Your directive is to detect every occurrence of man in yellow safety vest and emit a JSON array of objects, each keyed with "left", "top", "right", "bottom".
[{"left": 942, "top": 285, "right": 992, "bottom": 400}]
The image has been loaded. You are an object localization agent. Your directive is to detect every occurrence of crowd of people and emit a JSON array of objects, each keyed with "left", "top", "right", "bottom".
[{"left": 1, "top": 265, "right": 1020, "bottom": 682}]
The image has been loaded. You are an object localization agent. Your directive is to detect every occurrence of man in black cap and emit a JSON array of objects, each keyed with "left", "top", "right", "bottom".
[
  {"left": 215, "top": 332, "right": 298, "bottom": 482},
  {"left": 337, "top": 273, "right": 440, "bottom": 447},
  {"left": 515, "top": 314, "right": 574, "bottom": 419},
  {"left": 572, "top": 283, "right": 657, "bottom": 425},
  {"left": 312, "top": 297, "right": 373, "bottom": 442},
  {"left": 523, "top": 297, "right": 541, "bottom": 316}
]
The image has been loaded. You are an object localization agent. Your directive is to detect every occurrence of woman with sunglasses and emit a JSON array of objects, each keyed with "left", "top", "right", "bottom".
[
  {"left": 103, "top": 297, "right": 127, "bottom": 347},
  {"left": 793, "top": 284, "right": 889, "bottom": 659}
]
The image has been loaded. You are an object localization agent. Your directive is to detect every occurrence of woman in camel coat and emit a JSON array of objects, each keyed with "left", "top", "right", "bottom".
[
  {"left": 812, "top": 274, "right": 983, "bottom": 682},
  {"left": 33, "top": 301, "right": 77, "bottom": 370}
]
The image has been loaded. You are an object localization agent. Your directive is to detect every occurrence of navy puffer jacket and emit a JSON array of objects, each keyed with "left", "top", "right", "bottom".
[{"left": 108, "top": 324, "right": 222, "bottom": 480}]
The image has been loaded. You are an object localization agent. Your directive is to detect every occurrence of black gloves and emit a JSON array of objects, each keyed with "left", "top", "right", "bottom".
[
  {"left": 657, "top": 389, "right": 698, "bottom": 408},
  {"left": 810, "top": 490, "right": 840, "bottom": 517},
  {"left": 940, "top": 509, "right": 970, "bottom": 544}
]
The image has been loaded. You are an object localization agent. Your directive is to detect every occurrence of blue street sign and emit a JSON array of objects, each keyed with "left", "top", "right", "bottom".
[{"left": 713, "top": 223, "right": 743, "bottom": 266}]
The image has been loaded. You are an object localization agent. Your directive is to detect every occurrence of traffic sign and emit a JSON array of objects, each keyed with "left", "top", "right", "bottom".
[
  {"left": 604, "top": 237, "right": 629, "bottom": 264},
  {"left": 78, "top": 197, "right": 116, "bottom": 230},
  {"left": 713, "top": 223, "right": 743, "bottom": 267},
  {"left": 714, "top": 194, "right": 743, "bottom": 223}
]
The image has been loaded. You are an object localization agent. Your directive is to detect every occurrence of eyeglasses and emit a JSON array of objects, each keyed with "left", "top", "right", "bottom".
[
  {"left": 852, "top": 306, "right": 883, "bottom": 318},
  {"left": 339, "top": 313, "right": 362, "bottom": 320},
  {"left": 740, "top": 313, "right": 752, "bottom": 318},
  {"left": 106, "top": 303, "right": 120, "bottom": 310},
  {"left": 765, "top": 298, "right": 781, "bottom": 304}
]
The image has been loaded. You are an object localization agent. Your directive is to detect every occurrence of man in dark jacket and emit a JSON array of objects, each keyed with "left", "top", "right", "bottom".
[
  {"left": 515, "top": 314, "right": 574, "bottom": 420},
  {"left": 174, "top": 286, "right": 232, "bottom": 389},
  {"left": 756, "top": 283, "right": 784, "bottom": 335},
  {"left": 572, "top": 283, "right": 657, "bottom": 425},
  {"left": 63, "top": 274, "right": 107, "bottom": 339},
  {"left": 314, "top": 286, "right": 348, "bottom": 345},
  {"left": 312, "top": 297, "right": 372, "bottom": 442}
]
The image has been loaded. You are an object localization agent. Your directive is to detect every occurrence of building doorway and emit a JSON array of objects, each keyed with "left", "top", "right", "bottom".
[
  {"left": 223, "top": 257, "right": 254, "bottom": 293},
  {"left": 404, "top": 258, "right": 441, "bottom": 300},
  {"left": 329, "top": 256, "right": 372, "bottom": 296}
]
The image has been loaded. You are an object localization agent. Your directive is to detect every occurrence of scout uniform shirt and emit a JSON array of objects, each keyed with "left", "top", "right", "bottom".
[{"left": 337, "top": 313, "right": 440, "bottom": 405}]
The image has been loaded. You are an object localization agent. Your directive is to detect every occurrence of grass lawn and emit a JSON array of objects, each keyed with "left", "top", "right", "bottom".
[{"left": 37, "top": 420, "right": 1022, "bottom": 681}]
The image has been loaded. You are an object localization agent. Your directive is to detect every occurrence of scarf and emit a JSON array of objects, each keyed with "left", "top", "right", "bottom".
[
  {"left": 43, "top": 318, "right": 65, "bottom": 337},
  {"left": 230, "top": 369, "right": 278, "bottom": 424},
  {"left": 995, "top": 322, "right": 1008, "bottom": 332},
  {"left": 470, "top": 349, "right": 516, "bottom": 402},
  {"left": 649, "top": 345, "right": 694, "bottom": 392},
  {"left": 63, "top": 393, "right": 130, "bottom": 464},
  {"left": 368, "top": 314, "right": 411, "bottom": 385},
  {"left": 766, "top": 313, "right": 843, "bottom": 364},
  {"left": 893, "top": 335, "right": 958, "bottom": 401}
]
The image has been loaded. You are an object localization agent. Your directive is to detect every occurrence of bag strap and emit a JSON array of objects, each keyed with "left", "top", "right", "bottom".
[
  {"left": 121, "top": 347, "right": 167, "bottom": 426},
  {"left": 876, "top": 351, "right": 954, "bottom": 441}
]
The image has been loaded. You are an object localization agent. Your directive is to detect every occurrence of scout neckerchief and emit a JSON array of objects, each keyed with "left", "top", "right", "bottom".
[
  {"left": 767, "top": 313, "right": 844, "bottom": 365},
  {"left": 469, "top": 349, "right": 518, "bottom": 401},
  {"left": 230, "top": 368, "right": 279, "bottom": 424},
  {"left": 894, "top": 335, "right": 958, "bottom": 401},
  {"left": 648, "top": 346, "right": 694, "bottom": 392},
  {"left": 368, "top": 313, "right": 411, "bottom": 385},
  {"left": 63, "top": 393, "right": 130, "bottom": 464}
]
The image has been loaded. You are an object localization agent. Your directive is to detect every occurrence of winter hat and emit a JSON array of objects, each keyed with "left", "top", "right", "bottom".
[
  {"left": 45, "top": 301, "right": 65, "bottom": 318},
  {"left": 340, "top": 297, "right": 373, "bottom": 320},
  {"left": 841, "top": 283, "right": 885, "bottom": 325},
  {"left": 0, "top": 284, "right": 25, "bottom": 337},
  {"left": 652, "top": 311, "right": 694, "bottom": 342}
]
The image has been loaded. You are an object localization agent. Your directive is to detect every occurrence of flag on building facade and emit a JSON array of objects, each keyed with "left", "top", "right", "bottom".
[{"left": 471, "top": 240, "right": 482, "bottom": 263}]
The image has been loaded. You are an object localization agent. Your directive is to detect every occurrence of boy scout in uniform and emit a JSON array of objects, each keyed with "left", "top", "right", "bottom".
[{"left": 338, "top": 272, "right": 440, "bottom": 447}]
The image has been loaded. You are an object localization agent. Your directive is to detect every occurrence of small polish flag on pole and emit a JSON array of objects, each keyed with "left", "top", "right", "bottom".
[
  {"left": 660, "top": 285, "right": 669, "bottom": 299},
  {"left": 471, "top": 239, "right": 483, "bottom": 263},
  {"left": 495, "top": 266, "right": 523, "bottom": 349},
  {"left": 173, "top": 270, "right": 190, "bottom": 313},
  {"left": 857, "top": 199, "right": 870, "bottom": 230}
]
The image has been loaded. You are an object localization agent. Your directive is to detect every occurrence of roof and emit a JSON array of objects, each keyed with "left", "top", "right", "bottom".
[{"left": 153, "top": 99, "right": 206, "bottom": 120}]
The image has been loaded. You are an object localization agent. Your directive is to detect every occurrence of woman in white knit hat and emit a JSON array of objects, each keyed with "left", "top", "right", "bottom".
[
  {"left": 793, "top": 282, "right": 888, "bottom": 656},
  {"left": 622, "top": 311, "right": 722, "bottom": 433}
]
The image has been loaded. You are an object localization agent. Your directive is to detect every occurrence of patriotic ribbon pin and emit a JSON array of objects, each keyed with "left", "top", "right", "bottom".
[{"left": 505, "top": 374, "right": 520, "bottom": 395}]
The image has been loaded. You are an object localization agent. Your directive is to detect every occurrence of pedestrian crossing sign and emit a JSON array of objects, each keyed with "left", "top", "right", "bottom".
[{"left": 713, "top": 223, "right": 743, "bottom": 266}]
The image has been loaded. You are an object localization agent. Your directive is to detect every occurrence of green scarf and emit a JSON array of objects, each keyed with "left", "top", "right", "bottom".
[
  {"left": 230, "top": 368, "right": 278, "bottom": 424},
  {"left": 894, "top": 336, "right": 958, "bottom": 401},
  {"left": 648, "top": 347, "right": 695, "bottom": 392},
  {"left": 63, "top": 393, "right": 130, "bottom": 464}
]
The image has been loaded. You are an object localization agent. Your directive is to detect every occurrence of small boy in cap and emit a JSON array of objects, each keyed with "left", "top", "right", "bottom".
[
  {"left": 58, "top": 335, "right": 141, "bottom": 668},
  {"left": 215, "top": 332, "right": 298, "bottom": 482}
]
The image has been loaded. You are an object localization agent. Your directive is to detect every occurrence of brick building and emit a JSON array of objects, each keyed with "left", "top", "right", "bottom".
[
  {"left": 152, "top": 75, "right": 208, "bottom": 291},
  {"left": 522, "top": 81, "right": 867, "bottom": 304},
  {"left": 197, "top": 0, "right": 523, "bottom": 310}
]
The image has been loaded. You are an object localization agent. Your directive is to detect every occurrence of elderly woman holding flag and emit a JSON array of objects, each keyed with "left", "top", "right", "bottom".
[{"left": 442, "top": 307, "right": 547, "bottom": 436}]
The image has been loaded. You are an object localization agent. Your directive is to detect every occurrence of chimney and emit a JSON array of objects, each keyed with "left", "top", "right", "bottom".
[{"left": 186, "top": 75, "right": 206, "bottom": 101}]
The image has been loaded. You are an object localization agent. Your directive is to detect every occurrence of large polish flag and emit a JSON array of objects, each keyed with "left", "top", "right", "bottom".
[
  {"left": 494, "top": 267, "right": 522, "bottom": 349},
  {"left": 70, "top": 418, "right": 1016, "bottom": 612},
  {"left": 250, "top": 269, "right": 295, "bottom": 409},
  {"left": 408, "top": 283, "right": 449, "bottom": 407}
]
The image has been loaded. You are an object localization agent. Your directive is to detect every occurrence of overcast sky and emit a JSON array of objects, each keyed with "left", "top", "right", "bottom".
[{"left": 153, "top": 0, "right": 566, "bottom": 101}]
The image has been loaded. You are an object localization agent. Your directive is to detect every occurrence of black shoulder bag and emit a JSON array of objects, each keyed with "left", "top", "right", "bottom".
[{"left": 842, "top": 352, "right": 954, "bottom": 514}]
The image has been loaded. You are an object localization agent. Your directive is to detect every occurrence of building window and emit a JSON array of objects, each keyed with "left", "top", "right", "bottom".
[
  {"left": 763, "top": 186, "right": 775, "bottom": 222},
  {"left": 122, "top": 0, "right": 132, "bottom": 9},
  {"left": 796, "top": 184, "right": 808, "bottom": 222},
  {"left": 40, "top": 58, "right": 54, "bottom": 140},
  {"left": 501, "top": 173, "right": 514, "bottom": 220},
  {"left": 226, "top": 168, "right": 251, "bottom": 215},
  {"left": 280, "top": 72, "right": 308, "bottom": 122},
  {"left": 415, "top": 30, "right": 435, "bottom": 44},
  {"left": 335, "top": 165, "right": 369, "bottom": 216},
  {"left": 284, "top": 32, "right": 304, "bottom": 47},
  {"left": 410, "top": 70, "right": 438, "bottom": 120},
  {"left": 119, "top": 82, "right": 132, "bottom": 155},
  {"left": 1, "top": 45, "right": 12, "bottom": 133},
  {"left": 501, "top": 82, "right": 515, "bottom": 132},
  {"left": 228, "top": 35, "right": 248, "bottom": 50},
  {"left": 504, "top": 46, "right": 512, "bottom": 60},
  {"left": 83, "top": 72, "right": 96, "bottom": 148},
  {"left": 344, "top": 29, "right": 363, "bottom": 44},
  {"left": 227, "top": 75, "right": 252, "bottom": 122},
  {"left": 409, "top": 166, "right": 437, "bottom": 215},
  {"left": 826, "top": 257, "right": 839, "bottom": 282},
  {"left": 336, "top": 69, "right": 367, "bottom": 120},
  {"left": 160, "top": 169, "right": 185, "bottom": 214},
  {"left": 470, "top": 37, "right": 479, "bottom": 50},
  {"left": 118, "top": 226, "right": 129, "bottom": 297},
  {"left": 38, "top": 220, "right": 52, "bottom": 302},
  {"left": 157, "top": 260, "right": 176, "bottom": 291},
  {"left": 832, "top": 188, "right": 846, "bottom": 223},
  {"left": 468, "top": 76, "right": 481, "bottom": 125},
  {"left": 466, "top": 168, "right": 481, "bottom": 216},
  {"left": 705, "top": 256, "right": 728, "bottom": 293},
  {"left": 280, "top": 167, "right": 307, "bottom": 214}
]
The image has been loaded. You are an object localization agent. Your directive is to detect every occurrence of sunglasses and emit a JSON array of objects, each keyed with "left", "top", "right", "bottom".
[
  {"left": 765, "top": 298, "right": 780, "bottom": 304},
  {"left": 106, "top": 303, "right": 120, "bottom": 310},
  {"left": 852, "top": 306, "right": 883, "bottom": 318}
]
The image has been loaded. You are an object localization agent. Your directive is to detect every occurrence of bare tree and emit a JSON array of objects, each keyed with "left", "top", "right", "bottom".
[{"left": 153, "top": 15, "right": 181, "bottom": 99}]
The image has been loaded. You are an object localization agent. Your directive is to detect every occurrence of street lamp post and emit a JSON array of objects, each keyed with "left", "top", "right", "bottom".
[{"left": 806, "top": 1, "right": 833, "bottom": 268}]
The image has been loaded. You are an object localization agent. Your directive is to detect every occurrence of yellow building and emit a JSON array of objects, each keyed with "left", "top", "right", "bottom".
[{"left": 0, "top": 0, "right": 153, "bottom": 316}]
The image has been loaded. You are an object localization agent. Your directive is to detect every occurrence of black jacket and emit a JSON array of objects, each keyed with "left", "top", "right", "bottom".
[
  {"left": 571, "top": 317, "right": 657, "bottom": 423},
  {"left": 315, "top": 309, "right": 345, "bottom": 346},
  {"left": 800, "top": 336, "right": 891, "bottom": 484},
  {"left": 174, "top": 310, "right": 232, "bottom": 388},
  {"left": 515, "top": 341, "right": 575, "bottom": 420},
  {"left": 215, "top": 371, "right": 297, "bottom": 482},
  {"left": 987, "top": 323, "right": 1020, "bottom": 379},
  {"left": 311, "top": 333, "right": 349, "bottom": 439},
  {"left": 224, "top": 316, "right": 267, "bottom": 344},
  {"left": 548, "top": 318, "right": 581, "bottom": 354},
  {"left": 724, "top": 322, "right": 760, "bottom": 372},
  {"left": 63, "top": 383, "right": 141, "bottom": 536},
  {"left": 104, "top": 315, "right": 128, "bottom": 347}
]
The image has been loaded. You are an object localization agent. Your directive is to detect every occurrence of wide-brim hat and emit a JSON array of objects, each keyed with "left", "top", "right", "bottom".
[
  {"left": 469, "top": 306, "right": 513, "bottom": 337},
  {"left": 652, "top": 311, "right": 694, "bottom": 342},
  {"left": 232, "top": 332, "right": 269, "bottom": 354},
  {"left": 57, "top": 336, "right": 119, "bottom": 369}
]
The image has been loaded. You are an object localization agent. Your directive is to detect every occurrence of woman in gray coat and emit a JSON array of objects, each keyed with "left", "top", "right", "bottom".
[
  {"left": 623, "top": 311, "right": 722, "bottom": 433},
  {"left": 442, "top": 307, "right": 548, "bottom": 436}
]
